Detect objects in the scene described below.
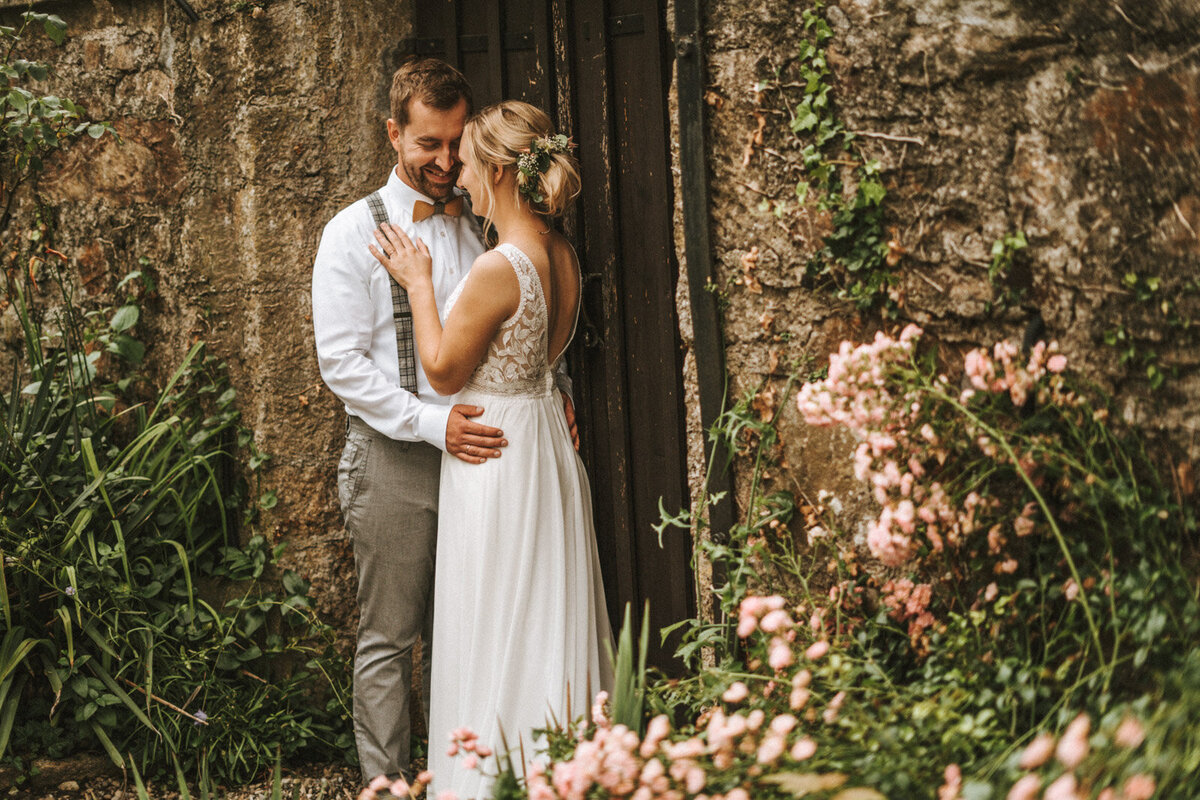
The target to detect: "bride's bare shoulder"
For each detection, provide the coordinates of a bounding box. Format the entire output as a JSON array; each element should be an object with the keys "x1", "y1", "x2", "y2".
[
  {"x1": 470, "y1": 248, "x2": 517, "y2": 275},
  {"x1": 458, "y1": 249, "x2": 520, "y2": 306}
]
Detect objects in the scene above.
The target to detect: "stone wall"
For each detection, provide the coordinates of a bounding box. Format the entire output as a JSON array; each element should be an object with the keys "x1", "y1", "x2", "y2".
[
  {"x1": 15, "y1": 0, "x2": 1200, "y2": 637},
  {"x1": 692, "y1": 0, "x2": 1200, "y2": 523},
  {"x1": 20, "y1": 0, "x2": 419, "y2": 630}
]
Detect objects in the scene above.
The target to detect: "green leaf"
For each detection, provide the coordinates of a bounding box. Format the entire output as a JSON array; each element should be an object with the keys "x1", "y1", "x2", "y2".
[
  {"x1": 87, "y1": 123, "x2": 106, "y2": 139},
  {"x1": 116, "y1": 270, "x2": 142, "y2": 290},
  {"x1": 761, "y1": 772, "x2": 848, "y2": 796},
  {"x1": 110, "y1": 304, "x2": 139, "y2": 332},
  {"x1": 858, "y1": 179, "x2": 886, "y2": 206},
  {"x1": 281, "y1": 570, "x2": 308, "y2": 596},
  {"x1": 107, "y1": 334, "x2": 145, "y2": 364},
  {"x1": 833, "y1": 790, "x2": 888, "y2": 800},
  {"x1": 258, "y1": 489, "x2": 278, "y2": 510},
  {"x1": 89, "y1": 722, "x2": 123, "y2": 768},
  {"x1": 43, "y1": 14, "x2": 67, "y2": 45}
]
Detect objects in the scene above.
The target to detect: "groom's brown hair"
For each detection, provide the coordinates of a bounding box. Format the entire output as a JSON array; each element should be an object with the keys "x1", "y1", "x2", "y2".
[{"x1": 390, "y1": 57, "x2": 473, "y2": 130}]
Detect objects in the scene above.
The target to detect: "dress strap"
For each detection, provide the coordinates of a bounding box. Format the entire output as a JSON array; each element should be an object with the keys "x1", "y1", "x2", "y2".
[
  {"x1": 551, "y1": 243, "x2": 584, "y2": 367},
  {"x1": 494, "y1": 243, "x2": 546, "y2": 320}
]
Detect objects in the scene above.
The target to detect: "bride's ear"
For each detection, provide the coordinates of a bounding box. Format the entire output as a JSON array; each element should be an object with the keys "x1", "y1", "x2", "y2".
[{"x1": 492, "y1": 163, "x2": 505, "y2": 186}]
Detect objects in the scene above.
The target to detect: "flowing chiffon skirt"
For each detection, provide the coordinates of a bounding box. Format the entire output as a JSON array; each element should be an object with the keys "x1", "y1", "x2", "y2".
[{"x1": 427, "y1": 386, "x2": 614, "y2": 799}]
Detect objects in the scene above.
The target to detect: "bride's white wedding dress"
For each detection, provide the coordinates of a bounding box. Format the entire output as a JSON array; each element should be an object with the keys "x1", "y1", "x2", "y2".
[{"x1": 428, "y1": 242, "x2": 614, "y2": 799}]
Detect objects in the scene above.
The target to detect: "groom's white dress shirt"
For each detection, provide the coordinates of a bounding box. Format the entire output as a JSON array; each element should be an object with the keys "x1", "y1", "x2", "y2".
[{"x1": 312, "y1": 168, "x2": 486, "y2": 449}]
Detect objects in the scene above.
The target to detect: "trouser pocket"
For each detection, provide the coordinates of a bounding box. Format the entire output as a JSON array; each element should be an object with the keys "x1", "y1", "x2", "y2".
[{"x1": 337, "y1": 430, "x2": 372, "y2": 529}]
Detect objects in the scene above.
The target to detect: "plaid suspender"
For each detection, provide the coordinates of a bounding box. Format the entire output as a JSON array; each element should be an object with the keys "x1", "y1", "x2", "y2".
[{"x1": 365, "y1": 191, "x2": 418, "y2": 394}]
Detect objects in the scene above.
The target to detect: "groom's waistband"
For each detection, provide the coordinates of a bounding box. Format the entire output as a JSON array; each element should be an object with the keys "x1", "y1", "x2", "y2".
[
  {"x1": 344, "y1": 416, "x2": 435, "y2": 454},
  {"x1": 346, "y1": 415, "x2": 372, "y2": 437}
]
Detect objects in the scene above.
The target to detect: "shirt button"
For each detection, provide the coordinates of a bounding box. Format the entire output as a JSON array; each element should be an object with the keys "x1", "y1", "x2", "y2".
[{"x1": 440, "y1": 231, "x2": 446, "y2": 238}]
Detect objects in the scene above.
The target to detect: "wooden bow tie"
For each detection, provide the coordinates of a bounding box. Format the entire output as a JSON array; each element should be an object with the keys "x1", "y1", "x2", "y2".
[{"x1": 412, "y1": 196, "x2": 464, "y2": 222}]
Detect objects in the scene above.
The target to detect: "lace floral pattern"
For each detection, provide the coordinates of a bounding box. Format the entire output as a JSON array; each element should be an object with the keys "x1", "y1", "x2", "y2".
[{"x1": 444, "y1": 243, "x2": 553, "y2": 397}]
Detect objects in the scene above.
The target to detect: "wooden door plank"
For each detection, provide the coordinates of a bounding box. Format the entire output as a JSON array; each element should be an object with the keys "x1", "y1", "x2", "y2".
[
  {"x1": 550, "y1": 0, "x2": 578, "y2": 242},
  {"x1": 502, "y1": 0, "x2": 552, "y2": 108},
  {"x1": 412, "y1": 0, "x2": 459, "y2": 64},
  {"x1": 567, "y1": 0, "x2": 639, "y2": 633},
  {"x1": 458, "y1": 0, "x2": 503, "y2": 106},
  {"x1": 606, "y1": 0, "x2": 693, "y2": 669}
]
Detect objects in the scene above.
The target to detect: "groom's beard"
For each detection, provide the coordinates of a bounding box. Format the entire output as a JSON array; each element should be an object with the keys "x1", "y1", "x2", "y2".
[{"x1": 402, "y1": 157, "x2": 460, "y2": 201}]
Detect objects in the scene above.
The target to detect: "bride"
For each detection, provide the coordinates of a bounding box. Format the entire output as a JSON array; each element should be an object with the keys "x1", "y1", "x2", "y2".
[{"x1": 368, "y1": 100, "x2": 614, "y2": 799}]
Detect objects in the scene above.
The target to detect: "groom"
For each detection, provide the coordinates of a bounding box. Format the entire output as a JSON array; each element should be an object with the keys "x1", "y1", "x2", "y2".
[{"x1": 312, "y1": 58, "x2": 571, "y2": 782}]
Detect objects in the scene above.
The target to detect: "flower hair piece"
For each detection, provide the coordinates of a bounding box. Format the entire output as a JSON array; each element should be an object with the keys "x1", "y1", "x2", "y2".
[{"x1": 516, "y1": 133, "x2": 575, "y2": 205}]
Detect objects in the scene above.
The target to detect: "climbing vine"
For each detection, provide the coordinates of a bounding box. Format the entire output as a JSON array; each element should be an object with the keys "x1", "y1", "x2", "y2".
[{"x1": 748, "y1": 1, "x2": 898, "y2": 317}]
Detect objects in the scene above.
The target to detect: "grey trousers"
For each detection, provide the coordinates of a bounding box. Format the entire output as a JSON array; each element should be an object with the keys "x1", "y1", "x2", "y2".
[{"x1": 338, "y1": 416, "x2": 441, "y2": 782}]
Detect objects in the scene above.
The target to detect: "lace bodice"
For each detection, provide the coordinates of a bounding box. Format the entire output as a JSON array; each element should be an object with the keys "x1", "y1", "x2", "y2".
[{"x1": 444, "y1": 242, "x2": 571, "y2": 397}]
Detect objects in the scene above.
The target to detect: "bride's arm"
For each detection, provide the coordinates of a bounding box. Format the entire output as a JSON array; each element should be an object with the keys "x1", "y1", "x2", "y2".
[{"x1": 370, "y1": 223, "x2": 517, "y2": 395}]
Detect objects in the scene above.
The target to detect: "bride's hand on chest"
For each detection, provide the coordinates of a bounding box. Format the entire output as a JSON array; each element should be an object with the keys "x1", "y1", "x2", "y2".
[{"x1": 369, "y1": 222, "x2": 433, "y2": 292}]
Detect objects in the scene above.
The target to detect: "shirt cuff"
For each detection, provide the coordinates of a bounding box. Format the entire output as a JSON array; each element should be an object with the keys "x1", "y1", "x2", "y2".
[
  {"x1": 417, "y1": 403, "x2": 453, "y2": 452},
  {"x1": 554, "y1": 365, "x2": 573, "y2": 400}
]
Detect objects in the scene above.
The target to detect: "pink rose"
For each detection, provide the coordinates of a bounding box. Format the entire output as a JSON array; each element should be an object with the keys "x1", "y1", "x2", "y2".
[
  {"x1": 1043, "y1": 774, "x2": 1080, "y2": 800},
  {"x1": 938, "y1": 764, "x2": 962, "y2": 800},
  {"x1": 640, "y1": 714, "x2": 671, "y2": 757},
  {"x1": 760, "y1": 609, "x2": 792, "y2": 633},
  {"x1": 722, "y1": 682, "x2": 749, "y2": 703},
  {"x1": 1006, "y1": 775, "x2": 1040, "y2": 800},
  {"x1": 768, "y1": 638, "x2": 795, "y2": 670},
  {"x1": 790, "y1": 736, "x2": 817, "y2": 761},
  {"x1": 1114, "y1": 715, "x2": 1145, "y2": 748},
  {"x1": 1018, "y1": 733, "x2": 1056, "y2": 769},
  {"x1": 1055, "y1": 714, "x2": 1090, "y2": 769},
  {"x1": 756, "y1": 734, "x2": 786, "y2": 764},
  {"x1": 770, "y1": 713, "x2": 797, "y2": 735},
  {"x1": 1121, "y1": 774, "x2": 1156, "y2": 800},
  {"x1": 805, "y1": 640, "x2": 830, "y2": 660}
]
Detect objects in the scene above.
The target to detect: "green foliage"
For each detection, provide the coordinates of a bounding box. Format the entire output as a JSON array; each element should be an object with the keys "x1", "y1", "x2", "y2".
[
  {"x1": 986, "y1": 230, "x2": 1028, "y2": 311},
  {"x1": 0, "y1": 259, "x2": 352, "y2": 784},
  {"x1": 0, "y1": 11, "x2": 114, "y2": 228},
  {"x1": 752, "y1": 1, "x2": 897, "y2": 315},
  {"x1": 606, "y1": 602, "x2": 650, "y2": 734},
  {"x1": 1103, "y1": 272, "x2": 1199, "y2": 391},
  {"x1": 0, "y1": 12, "x2": 350, "y2": 785}
]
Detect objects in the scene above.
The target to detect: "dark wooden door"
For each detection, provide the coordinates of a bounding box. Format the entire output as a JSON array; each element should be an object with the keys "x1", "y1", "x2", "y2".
[{"x1": 407, "y1": 0, "x2": 692, "y2": 671}]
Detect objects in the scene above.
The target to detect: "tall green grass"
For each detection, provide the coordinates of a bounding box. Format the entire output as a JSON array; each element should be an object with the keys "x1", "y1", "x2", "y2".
[{"x1": 0, "y1": 264, "x2": 351, "y2": 785}]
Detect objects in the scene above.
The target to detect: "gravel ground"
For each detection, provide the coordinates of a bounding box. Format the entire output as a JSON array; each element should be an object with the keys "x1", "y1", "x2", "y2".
[{"x1": 4, "y1": 763, "x2": 368, "y2": 800}]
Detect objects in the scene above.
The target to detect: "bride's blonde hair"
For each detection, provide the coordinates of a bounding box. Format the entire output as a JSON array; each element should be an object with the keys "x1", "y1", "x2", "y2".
[{"x1": 460, "y1": 100, "x2": 581, "y2": 229}]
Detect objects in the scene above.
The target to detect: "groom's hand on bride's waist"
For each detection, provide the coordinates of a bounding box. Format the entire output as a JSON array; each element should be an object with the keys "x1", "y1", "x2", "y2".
[{"x1": 446, "y1": 404, "x2": 506, "y2": 464}]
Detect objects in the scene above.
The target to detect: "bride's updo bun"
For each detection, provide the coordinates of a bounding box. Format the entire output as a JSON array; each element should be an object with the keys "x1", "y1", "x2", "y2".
[{"x1": 461, "y1": 101, "x2": 581, "y2": 220}]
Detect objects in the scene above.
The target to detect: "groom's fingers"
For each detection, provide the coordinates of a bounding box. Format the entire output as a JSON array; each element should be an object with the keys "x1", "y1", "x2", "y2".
[{"x1": 447, "y1": 404, "x2": 505, "y2": 463}]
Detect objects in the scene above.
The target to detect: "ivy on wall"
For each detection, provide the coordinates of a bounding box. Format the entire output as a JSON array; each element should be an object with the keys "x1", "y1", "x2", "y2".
[{"x1": 748, "y1": 0, "x2": 899, "y2": 317}]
